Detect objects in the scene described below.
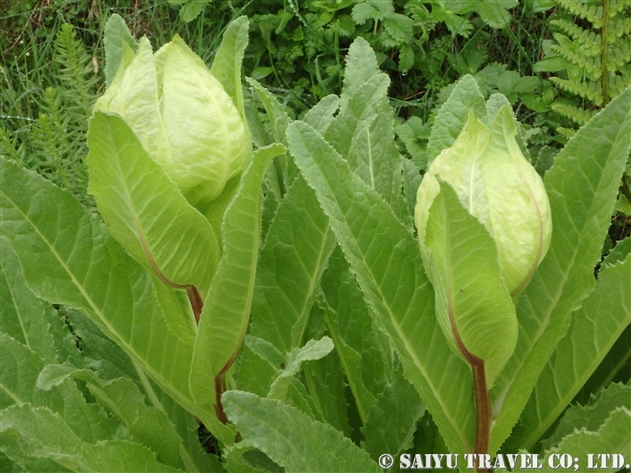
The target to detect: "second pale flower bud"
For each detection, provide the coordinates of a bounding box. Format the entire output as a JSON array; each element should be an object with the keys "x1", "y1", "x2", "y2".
[{"x1": 415, "y1": 107, "x2": 552, "y2": 297}]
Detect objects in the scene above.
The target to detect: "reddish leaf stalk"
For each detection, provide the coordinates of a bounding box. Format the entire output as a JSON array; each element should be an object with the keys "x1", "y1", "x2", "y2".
[
  {"x1": 213, "y1": 348, "x2": 242, "y2": 425},
  {"x1": 137, "y1": 229, "x2": 203, "y2": 322},
  {"x1": 448, "y1": 294, "x2": 491, "y2": 473}
]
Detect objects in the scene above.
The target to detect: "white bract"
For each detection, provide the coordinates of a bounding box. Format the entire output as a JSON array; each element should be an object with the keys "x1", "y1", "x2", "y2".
[
  {"x1": 94, "y1": 35, "x2": 250, "y2": 206},
  {"x1": 415, "y1": 107, "x2": 552, "y2": 297}
]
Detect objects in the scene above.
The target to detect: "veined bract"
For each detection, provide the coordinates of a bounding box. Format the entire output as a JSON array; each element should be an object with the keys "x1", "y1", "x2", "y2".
[{"x1": 94, "y1": 35, "x2": 251, "y2": 206}]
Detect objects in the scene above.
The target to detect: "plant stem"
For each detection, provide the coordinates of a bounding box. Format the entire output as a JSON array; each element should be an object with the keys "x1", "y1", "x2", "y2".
[
  {"x1": 214, "y1": 373, "x2": 228, "y2": 424},
  {"x1": 137, "y1": 226, "x2": 204, "y2": 322},
  {"x1": 448, "y1": 302, "x2": 491, "y2": 472},
  {"x1": 471, "y1": 357, "x2": 491, "y2": 473}
]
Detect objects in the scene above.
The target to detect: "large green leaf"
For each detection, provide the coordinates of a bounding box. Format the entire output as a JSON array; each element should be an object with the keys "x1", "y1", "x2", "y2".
[
  {"x1": 338, "y1": 36, "x2": 380, "y2": 108},
  {"x1": 210, "y1": 16, "x2": 249, "y2": 122},
  {"x1": 536, "y1": 407, "x2": 631, "y2": 473},
  {"x1": 286, "y1": 120, "x2": 476, "y2": 454},
  {"x1": 543, "y1": 382, "x2": 631, "y2": 450},
  {"x1": 489, "y1": 86, "x2": 631, "y2": 452},
  {"x1": 0, "y1": 404, "x2": 183, "y2": 473},
  {"x1": 0, "y1": 333, "x2": 48, "y2": 408},
  {"x1": 103, "y1": 13, "x2": 137, "y2": 87},
  {"x1": 320, "y1": 247, "x2": 393, "y2": 423},
  {"x1": 56, "y1": 309, "x2": 223, "y2": 472},
  {"x1": 246, "y1": 77, "x2": 291, "y2": 145},
  {"x1": 515, "y1": 253, "x2": 631, "y2": 450},
  {"x1": 222, "y1": 391, "x2": 380, "y2": 473},
  {"x1": 362, "y1": 365, "x2": 425, "y2": 461},
  {"x1": 301, "y1": 320, "x2": 352, "y2": 436},
  {"x1": 324, "y1": 74, "x2": 390, "y2": 167},
  {"x1": 325, "y1": 38, "x2": 408, "y2": 228},
  {"x1": 0, "y1": 158, "x2": 215, "y2": 432},
  {"x1": 303, "y1": 94, "x2": 340, "y2": 134},
  {"x1": 189, "y1": 143, "x2": 284, "y2": 418},
  {"x1": 0, "y1": 239, "x2": 58, "y2": 362},
  {"x1": 426, "y1": 75, "x2": 486, "y2": 164},
  {"x1": 37, "y1": 364, "x2": 188, "y2": 471},
  {"x1": 88, "y1": 111, "x2": 219, "y2": 330},
  {"x1": 238, "y1": 174, "x2": 336, "y2": 395},
  {"x1": 423, "y1": 180, "x2": 517, "y2": 385}
]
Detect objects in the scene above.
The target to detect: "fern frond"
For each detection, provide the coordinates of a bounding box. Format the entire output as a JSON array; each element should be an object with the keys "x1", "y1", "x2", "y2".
[
  {"x1": 548, "y1": 0, "x2": 631, "y2": 133},
  {"x1": 608, "y1": 38, "x2": 631, "y2": 70},
  {"x1": 556, "y1": 0, "x2": 604, "y2": 29},
  {"x1": 550, "y1": 44, "x2": 601, "y2": 79},
  {"x1": 556, "y1": 126, "x2": 577, "y2": 140},
  {"x1": 551, "y1": 103, "x2": 596, "y2": 126},
  {"x1": 550, "y1": 19, "x2": 601, "y2": 55},
  {"x1": 608, "y1": 16, "x2": 631, "y2": 39},
  {"x1": 609, "y1": 65, "x2": 631, "y2": 96},
  {"x1": 550, "y1": 76, "x2": 604, "y2": 105},
  {"x1": 610, "y1": 0, "x2": 631, "y2": 17},
  {"x1": 53, "y1": 23, "x2": 100, "y2": 120}
]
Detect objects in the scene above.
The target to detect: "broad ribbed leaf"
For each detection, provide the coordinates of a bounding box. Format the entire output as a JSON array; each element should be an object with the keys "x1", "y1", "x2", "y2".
[
  {"x1": 190, "y1": 143, "x2": 284, "y2": 414},
  {"x1": 300, "y1": 326, "x2": 352, "y2": 436},
  {"x1": 516, "y1": 254, "x2": 631, "y2": 450},
  {"x1": 324, "y1": 74, "x2": 390, "y2": 166},
  {"x1": 238, "y1": 174, "x2": 336, "y2": 395},
  {"x1": 544, "y1": 382, "x2": 631, "y2": 450},
  {"x1": 0, "y1": 333, "x2": 50, "y2": 409},
  {"x1": 423, "y1": 180, "x2": 517, "y2": 385},
  {"x1": 320, "y1": 247, "x2": 393, "y2": 423},
  {"x1": 339, "y1": 37, "x2": 380, "y2": 108},
  {"x1": 0, "y1": 246, "x2": 124, "y2": 442},
  {"x1": 0, "y1": 333, "x2": 121, "y2": 443},
  {"x1": 489, "y1": 87, "x2": 631, "y2": 452},
  {"x1": 37, "y1": 364, "x2": 187, "y2": 470},
  {"x1": 0, "y1": 158, "x2": 215, "y2": 432},
  {"x1": 426, "y1": 75, "x2": 486, "y2": 164},
  {"x1": 0, "y1": 239, "x2": 58, "y2": 361},
  {"x1": 223, "y1": 391, "x2": 381, "y2": 473},
  {"x1": 103, "y1": 13, "x2": 137, "y2": 87},
  {"x1": 88, "y1": 111, "x2": 218, "y2": 333},
  {"x1": 247, "y1": 77, "x2": 291, "y2": 144},
  {"x1": 362, "y1": 366, "x2": 425, "y2": 460},
  {"x1": 0, "y1": 404, "x2": 182, "y2": 473},
  {"x1": 325, "y1": 39, "x2": 408, "y2": 227},
  {"x1": 303, "y1": 94, "x2": 340, "y2": 134},
  {"x1": 287, "y1": 120, "x2": 476, "y2": 454},
  {"x1": 210, "y1": 16, "x2": 249, "y2": 122},
  {"x1": 533, "y1": 407, "x2": 631, "y2": 473},
  {"x1": 572, "y1": 325, "x2": 630, "y2": 406}
]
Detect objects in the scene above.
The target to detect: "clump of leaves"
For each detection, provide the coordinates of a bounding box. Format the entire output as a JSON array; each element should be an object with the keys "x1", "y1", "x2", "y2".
[{"x1": 238, "y1": 0, "x2": 523, "y2": 110}]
